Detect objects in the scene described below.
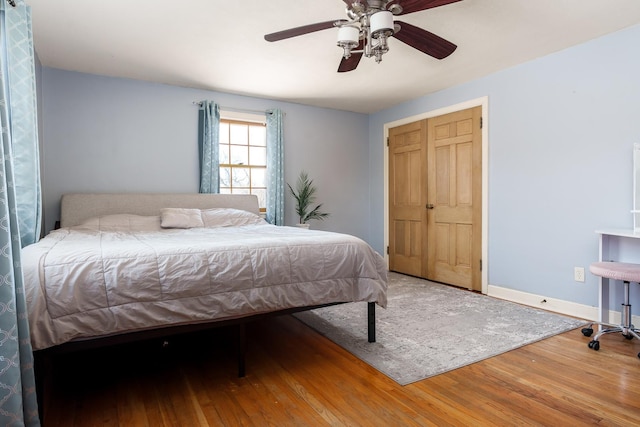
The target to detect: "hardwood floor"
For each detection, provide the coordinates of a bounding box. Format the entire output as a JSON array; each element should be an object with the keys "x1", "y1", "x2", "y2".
[{"x1": 41, "y1": 315, "x2": 640, "y2": 426}]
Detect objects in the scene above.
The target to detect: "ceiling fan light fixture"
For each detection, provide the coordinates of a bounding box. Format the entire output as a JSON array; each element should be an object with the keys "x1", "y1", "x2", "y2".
[
  {"x1": 370, "y1": 10, "x2": 394, "y2": 38},
  {"x1": 367, "y1": 10, "x2": 393, "y2": 63},
  {"x1": 337, "y1": 25, "x2": 360, "y2": 46},
  {"x1": 337, "y1": 25, "x2": 360, "y2": 58}
]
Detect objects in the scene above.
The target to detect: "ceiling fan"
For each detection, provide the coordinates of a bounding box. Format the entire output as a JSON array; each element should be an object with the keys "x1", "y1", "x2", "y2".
[{"x1": 264, "y1": 0, "x2": 462, "y2": 73}]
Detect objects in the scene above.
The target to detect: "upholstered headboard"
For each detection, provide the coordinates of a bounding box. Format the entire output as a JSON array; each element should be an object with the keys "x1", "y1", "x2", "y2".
[{"x1": 59, "y1": 193, "x2": 260, "y2": 228}]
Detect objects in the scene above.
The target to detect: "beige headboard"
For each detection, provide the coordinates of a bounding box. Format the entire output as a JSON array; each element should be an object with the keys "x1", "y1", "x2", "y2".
[{"x1": 60, "y1": 193, "x2": 260, "y2": 228}]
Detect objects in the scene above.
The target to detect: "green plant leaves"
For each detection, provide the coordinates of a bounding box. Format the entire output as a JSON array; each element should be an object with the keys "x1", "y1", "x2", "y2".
[{"x1": 287, "y1": 171, "x2": 329, "y2": 224}]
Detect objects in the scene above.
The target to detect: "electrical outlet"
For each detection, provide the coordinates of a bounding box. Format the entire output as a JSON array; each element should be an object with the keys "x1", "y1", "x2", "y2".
[{"x1": 574, "y1": 267, "x2": 585, "y2": 283}]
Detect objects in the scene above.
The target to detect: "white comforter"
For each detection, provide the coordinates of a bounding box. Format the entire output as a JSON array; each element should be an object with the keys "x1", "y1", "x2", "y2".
[{"x1": 22, "y1": 222, "x2": 387, "y2": 350}]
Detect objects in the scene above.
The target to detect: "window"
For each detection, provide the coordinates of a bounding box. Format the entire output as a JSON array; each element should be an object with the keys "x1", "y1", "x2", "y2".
[{"x1": 219, "y1": 119, "x2": 267, "y2": 212}]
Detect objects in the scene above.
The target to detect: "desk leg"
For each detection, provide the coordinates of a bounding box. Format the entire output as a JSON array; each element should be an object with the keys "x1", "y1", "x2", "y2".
[
  {"x1": 598, "y1": 277, "x2": 610, "y2": 330},
  {"x1": 598, "y1": 234, "x2": 610, "y2": 330}
]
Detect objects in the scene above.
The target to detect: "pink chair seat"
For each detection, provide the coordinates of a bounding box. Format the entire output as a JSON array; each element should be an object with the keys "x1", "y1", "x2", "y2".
[{"x1": 589, "y1": 261, "x2": 640, "y2": 283}]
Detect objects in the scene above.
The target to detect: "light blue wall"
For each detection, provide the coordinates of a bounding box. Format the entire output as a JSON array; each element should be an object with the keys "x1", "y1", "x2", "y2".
[
  {"x1": 40, "y1": 69, "x2": 371, "y2": 240},
  {"x1": 369, "y1": 24, "x2": 640, "y2": 309}
]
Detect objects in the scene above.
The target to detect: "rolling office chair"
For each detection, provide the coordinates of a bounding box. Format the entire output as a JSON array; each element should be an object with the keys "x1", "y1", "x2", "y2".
[{"x1": 581, "y1": 261, "x2": 640, "y2": 359}]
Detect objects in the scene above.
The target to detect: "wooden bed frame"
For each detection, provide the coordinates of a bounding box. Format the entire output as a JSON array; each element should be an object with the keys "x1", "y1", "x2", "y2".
[{"x1": 35, "y1": 193, "x2": 378, "y2": 418}]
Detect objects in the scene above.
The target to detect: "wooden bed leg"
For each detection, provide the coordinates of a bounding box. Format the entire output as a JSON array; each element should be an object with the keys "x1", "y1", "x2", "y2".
[
  {"x1": 368, "y1": 302, "x2": 376, "y2": 343},
  {"x1": 237, "y1": 323, "x2": 246, "y2": 377}
]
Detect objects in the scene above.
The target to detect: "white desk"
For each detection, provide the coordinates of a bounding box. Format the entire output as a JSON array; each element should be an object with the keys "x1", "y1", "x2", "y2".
[{"x1": 595, "y1": 228, "x2": 640, "y2": 325}]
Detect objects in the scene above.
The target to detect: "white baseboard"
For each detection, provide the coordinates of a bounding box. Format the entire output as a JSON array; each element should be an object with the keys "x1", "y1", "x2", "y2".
[{"x1": 487, "y1": 284, "x2": 640, "y2": 326}]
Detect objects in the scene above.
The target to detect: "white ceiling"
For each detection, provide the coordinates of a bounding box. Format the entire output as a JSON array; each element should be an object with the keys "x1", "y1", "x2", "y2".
[{"x1": 27, "y1": 0, "x2": 640, "y2": 114}]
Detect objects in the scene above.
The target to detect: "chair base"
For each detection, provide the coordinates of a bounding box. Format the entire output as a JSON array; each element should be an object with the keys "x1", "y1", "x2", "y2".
[
  {"x1": 582, "y1": 321, "x2": 640, "y2": 359},
  {"x1": 582, "y1": 277, "x2": 640, "y2": 359}
]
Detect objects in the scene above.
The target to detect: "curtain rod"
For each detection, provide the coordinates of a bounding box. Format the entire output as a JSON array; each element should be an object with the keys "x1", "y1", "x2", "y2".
[{"x1": 192, "y1": 101, "x2": 272, "y2": 115}]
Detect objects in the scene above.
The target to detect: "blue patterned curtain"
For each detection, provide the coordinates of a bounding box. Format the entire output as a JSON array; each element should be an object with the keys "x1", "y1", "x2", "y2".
[
  {"x1": 198, "y1": 100, "x2": 220, "y2": 193},
  {"x1": 0, "y1": 0, "x2": 41, "y2": 424},
  {"x1": 266, "y1": 109, "x2": 284, "y2": 225}
]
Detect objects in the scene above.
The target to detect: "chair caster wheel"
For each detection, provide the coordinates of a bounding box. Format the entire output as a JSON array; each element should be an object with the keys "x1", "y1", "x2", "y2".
[
  {"x1": 581, "y1": 327, "x2": 593, "y2": 337},
  {"x1": 588, "y1": 340, "x2": 600, "y2": 351},
  {"x1": 623, "y1": 333, "x2": 634, "y2": 340}
]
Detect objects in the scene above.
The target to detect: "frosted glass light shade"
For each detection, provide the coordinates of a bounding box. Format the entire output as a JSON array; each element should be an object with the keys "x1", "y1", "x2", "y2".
[
  {"x1": 337, "y1": 26, "x2": 359, "y2": 46},
  {"x1": 370, "y1": 11, "x2": 394, "y2": 37}
]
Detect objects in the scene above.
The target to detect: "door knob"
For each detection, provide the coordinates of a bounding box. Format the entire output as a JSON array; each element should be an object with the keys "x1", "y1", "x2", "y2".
[{"x1": 426, "y1": 204, "x2": 435, "y2": 209}]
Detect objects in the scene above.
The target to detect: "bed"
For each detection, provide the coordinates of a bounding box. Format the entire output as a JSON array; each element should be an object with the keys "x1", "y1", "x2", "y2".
[{"x1": 23, "y1": 193, "x2": 388, "y2": 377}]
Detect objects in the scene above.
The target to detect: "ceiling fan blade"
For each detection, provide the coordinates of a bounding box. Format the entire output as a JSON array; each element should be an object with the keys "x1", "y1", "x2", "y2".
[
  {"x1": 393, "y1": 20, "x2": 457, "y2": 59},
  {"x1": 265, "y1": 20, "x2": 347, "y2": 42},
  {"x1": 389, "y1": 0, "x2": 462, "y2": 15},
  {"x1": 338, "y1": 52, "x2": 364, "y2": 73}
]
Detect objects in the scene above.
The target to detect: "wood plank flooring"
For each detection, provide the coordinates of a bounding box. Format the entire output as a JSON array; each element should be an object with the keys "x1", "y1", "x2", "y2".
[{"x1": 41, "y1": 315, "x2": 640, "y2": 426}]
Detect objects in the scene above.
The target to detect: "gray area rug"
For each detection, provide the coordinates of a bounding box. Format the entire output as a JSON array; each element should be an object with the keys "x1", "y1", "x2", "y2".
[{"x1": 295, "y1": 272, "x2": 587, "y2": 385}]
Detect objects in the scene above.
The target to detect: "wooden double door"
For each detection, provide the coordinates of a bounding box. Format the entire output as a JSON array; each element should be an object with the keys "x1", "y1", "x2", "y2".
[{"x1": 388, "y1": 107, "x2": 482, "y2": 291}]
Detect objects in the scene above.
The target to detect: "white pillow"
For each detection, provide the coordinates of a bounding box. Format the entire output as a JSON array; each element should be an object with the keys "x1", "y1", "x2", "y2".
[
  {"x1": 160, "y1": 208, "x2": 204, "y2": 229},
  {"x1": 74, "y1": 214, "x2": 162, "y2": 232},
  {"x1": 201, "y1": 208, "x2": 265, "y2": 228}
]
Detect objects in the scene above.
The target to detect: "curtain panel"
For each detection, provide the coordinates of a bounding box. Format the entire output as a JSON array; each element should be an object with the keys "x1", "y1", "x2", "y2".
[
  {"x1": 0, "y1": 0, "x2": 41, "y2": 425},
  {"x1": 198, "y1": 100, "x2": 220, "y2": 194},
  {"x1": 3, "y1": 0, "x2": 40, "y2": 246},
  {"x1": 266, "y1": 109, "x2": 284, "y2": 225}
]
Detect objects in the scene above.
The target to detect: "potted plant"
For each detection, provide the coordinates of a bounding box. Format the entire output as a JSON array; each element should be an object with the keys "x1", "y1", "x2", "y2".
[{"x1": 288, "y1": 171, "x2": 329, "y2": 227}]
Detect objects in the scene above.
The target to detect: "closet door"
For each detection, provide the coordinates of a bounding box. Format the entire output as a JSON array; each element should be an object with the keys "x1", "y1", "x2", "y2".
[
  {"x1": 427, "y1": 106, "x2": 482, "y2": 291},
  {"x1": 388, "y1": 120, "x2": 427, "y2": 277}
]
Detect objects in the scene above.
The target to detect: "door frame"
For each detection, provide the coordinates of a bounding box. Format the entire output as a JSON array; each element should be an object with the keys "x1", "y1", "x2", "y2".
[{"x1": 383, "y1": 96, "x2": 489, "y2": 294}]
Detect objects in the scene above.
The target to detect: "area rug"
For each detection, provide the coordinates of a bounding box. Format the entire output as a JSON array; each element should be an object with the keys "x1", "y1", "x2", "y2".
[{"x1": 294, "y1": 272, "x2": 587, "y2": 385}]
